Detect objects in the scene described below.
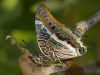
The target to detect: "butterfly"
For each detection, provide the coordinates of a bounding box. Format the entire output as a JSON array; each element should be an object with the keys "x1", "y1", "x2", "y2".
[{"x1": 34, "y1": 4, "x2": 87, "y2": 64}]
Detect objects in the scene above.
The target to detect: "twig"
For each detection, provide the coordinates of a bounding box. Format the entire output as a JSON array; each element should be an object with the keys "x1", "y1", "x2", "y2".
[
  {"x1": 75, "y1": 10, "x2": 100, "y2": 36},
  {"x1": 83, "y1": 60, "x2": 100, "y2": 73}
]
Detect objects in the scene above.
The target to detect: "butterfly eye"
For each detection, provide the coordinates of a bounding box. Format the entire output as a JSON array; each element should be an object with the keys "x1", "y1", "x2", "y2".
[{"x1": 79, "y1": 47, "x2": 85, "y2": 54}]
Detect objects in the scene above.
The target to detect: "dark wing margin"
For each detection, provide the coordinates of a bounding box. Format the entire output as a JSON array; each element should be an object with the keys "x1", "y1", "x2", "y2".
[{"x1": 35, "y1": 4, "x2": 66, "y2": 33}]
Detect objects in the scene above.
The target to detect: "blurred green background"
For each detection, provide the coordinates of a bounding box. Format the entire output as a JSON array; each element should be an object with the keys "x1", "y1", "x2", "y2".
[{"x1": 0, "y1": 0, "x2": 100, "y2": 75}]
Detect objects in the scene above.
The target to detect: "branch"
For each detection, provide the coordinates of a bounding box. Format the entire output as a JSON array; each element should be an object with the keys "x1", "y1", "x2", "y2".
[
  {"x1": 75, "y1": 10, "x2": 100, "y2": 36},
  {"x1": 83, "y1": 60, "x2": 100, "y2": 73}
]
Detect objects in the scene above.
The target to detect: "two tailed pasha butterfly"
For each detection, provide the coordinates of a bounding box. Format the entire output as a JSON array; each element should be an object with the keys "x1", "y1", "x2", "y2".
[{"x1": 33, "y1": 4, "x2": 87, "y2": 64}]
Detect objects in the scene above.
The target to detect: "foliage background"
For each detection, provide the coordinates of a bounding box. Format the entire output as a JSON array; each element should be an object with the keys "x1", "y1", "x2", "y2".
[{"x1": 0, "y1": 0, "x2": 100, "y2": 75}]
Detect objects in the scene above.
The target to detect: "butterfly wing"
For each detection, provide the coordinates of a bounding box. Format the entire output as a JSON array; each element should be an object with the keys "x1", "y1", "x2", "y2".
[{"x1": 35, "y1": 4, "x2": 84, "y2": 61}]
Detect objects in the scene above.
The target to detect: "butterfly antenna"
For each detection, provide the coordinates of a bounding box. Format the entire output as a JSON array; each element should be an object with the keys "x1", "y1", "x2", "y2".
[
  {"x1": 87, "y1": 44, "x2": 96, "y2": 48},
  {"x1": 82, "y1": 35, "x2": 88, "y2": 38},
  {"x1": 81, "y1": 35, "x2": 88, "y2": 41},
  {"x1": 22, "y1": 40, "x2": 34, "y2": 50}
]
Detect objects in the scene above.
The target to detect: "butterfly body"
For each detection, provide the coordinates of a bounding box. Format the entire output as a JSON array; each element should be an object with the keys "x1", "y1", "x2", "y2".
[{"x1": 34, "y1": 4, "x2": 87, "y2": 63}]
